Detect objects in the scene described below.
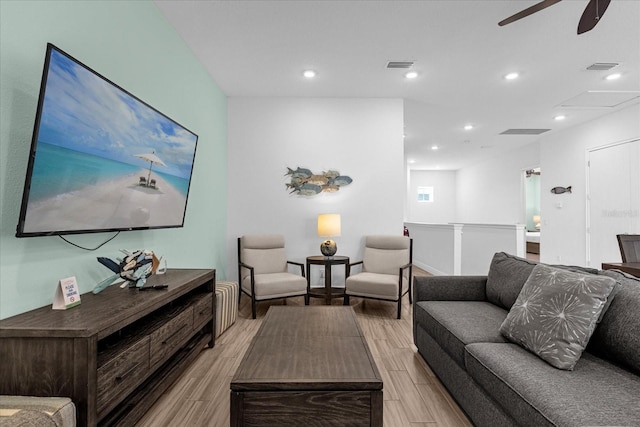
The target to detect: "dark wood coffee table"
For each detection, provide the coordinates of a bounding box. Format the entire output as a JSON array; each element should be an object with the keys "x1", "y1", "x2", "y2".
[{"x1": 230, "y1": 306, "x2": 383, "y2": 426}]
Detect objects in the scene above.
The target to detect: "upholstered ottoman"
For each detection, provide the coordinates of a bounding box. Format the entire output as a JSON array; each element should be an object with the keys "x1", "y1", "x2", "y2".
[
  {"x1": 0, "y1": 395, "x2": 76, "y2": 426},
  {"x1": 216, "y1": 281, "x2": 239, "y2": 337}
]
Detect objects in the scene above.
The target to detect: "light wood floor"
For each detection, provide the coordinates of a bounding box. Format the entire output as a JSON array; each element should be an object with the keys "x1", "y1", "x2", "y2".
[{"x1": 136, "y1": 269, "x2": 472, "y2": 427}]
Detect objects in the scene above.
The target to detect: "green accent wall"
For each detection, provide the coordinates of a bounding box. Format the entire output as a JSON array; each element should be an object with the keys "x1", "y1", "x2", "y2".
[{"x1": 0, "y1": 0, "x2": 227, "y2": 319}]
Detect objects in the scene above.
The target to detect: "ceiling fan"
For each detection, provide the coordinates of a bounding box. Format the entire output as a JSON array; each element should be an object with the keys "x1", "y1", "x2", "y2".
[{"x1": 499, "y1": 0, "x2": 611, "y2": 34}]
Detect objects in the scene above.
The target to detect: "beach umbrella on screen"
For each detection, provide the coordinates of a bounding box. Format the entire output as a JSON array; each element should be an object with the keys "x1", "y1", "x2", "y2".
[{"x1": 134, "y1": 151, "x2": 166, "y2": 185}]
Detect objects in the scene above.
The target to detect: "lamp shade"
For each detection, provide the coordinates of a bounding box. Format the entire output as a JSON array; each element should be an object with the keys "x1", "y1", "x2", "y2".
[{"x1": 317, "y1": 214, "x2": 341, "y2": 237}]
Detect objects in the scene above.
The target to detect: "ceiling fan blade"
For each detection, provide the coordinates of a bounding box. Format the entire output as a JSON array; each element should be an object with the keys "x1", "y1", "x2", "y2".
[
  {"x1": 577, "y1": 0, "x2": 611, "y2": 34},
  {"x1": 499, "y1": 0, "x2": 563, "y2": 26}
]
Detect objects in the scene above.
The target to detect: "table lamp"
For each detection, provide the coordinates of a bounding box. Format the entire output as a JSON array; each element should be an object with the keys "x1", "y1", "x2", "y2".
[
  {"x1": 317, "y1": 213, "x2": 341, "y2": 257},
  {"x1": 533, "y1": 214, "x2": 541, "y2": 230}
]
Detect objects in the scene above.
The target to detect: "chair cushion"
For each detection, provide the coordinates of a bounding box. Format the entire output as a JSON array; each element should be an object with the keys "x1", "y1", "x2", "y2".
[
  {"x1": 499, "y1": 264, "x2": 618, "y2": 370},
  {"x1": 345, "y1": 272, "x2": 405, "y2": 300},
  {"x1": 361, "y1": 236, "x2": 410, "y2": 275},
  {"x1": 241, "y1": 272, "x2": 306, "y2": 299},
  {"x1": 365, "y1": 235, "x2": 410, "y2": 250},
  {"x1": 414, "y1": 301, "x2": 508, "y2": 368},
  {"x1": 465, "y1": 342, "x2": 640, "y2": 427},
  {"x1": 242, "y1": 247, "x2": 287, "y2": 274},
  {"x1": 241, "y1": 234, "x2": 285, "y2": 249}
]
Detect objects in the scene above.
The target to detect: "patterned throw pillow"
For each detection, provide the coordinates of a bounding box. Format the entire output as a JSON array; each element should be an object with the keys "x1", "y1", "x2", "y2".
[{"x1": 500, "y1": 264, "x2": 618, "y2": 370}]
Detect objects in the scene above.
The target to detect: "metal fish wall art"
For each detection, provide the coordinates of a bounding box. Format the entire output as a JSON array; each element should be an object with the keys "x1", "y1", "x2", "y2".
[
  {"x1": 285, "y1": 167, "x2": 353, "y2": 196},
  {"x1": 550, "y1": 186, "x2": 572, "y2": 194}
]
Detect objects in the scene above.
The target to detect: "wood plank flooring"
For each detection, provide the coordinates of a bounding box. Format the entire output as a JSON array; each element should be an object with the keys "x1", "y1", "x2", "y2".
[{"x1": 136, "y1": 268, "x2": 472, "y2": 427}]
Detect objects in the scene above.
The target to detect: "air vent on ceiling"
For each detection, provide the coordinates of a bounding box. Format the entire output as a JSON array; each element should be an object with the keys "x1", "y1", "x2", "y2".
[
  {"x1": 500, "y1": 129, "x2": 550, "y2": 135},
  {"x1": 387, "y1": 61, "x2": 414, "y2": 69},
  {"x1": 586, "y1": 62, "x2": 619, "y2": 71}
]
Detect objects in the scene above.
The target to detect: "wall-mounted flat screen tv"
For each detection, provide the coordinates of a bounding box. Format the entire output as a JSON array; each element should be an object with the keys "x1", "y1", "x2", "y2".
[{"x1": 16, "y1": 43, "x2": 199, "y2": 237}]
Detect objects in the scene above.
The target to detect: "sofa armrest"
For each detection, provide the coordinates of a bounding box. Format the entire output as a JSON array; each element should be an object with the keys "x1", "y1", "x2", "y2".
[{"x1": 413, "y1": 275, "x2": 488, "y2": 302}]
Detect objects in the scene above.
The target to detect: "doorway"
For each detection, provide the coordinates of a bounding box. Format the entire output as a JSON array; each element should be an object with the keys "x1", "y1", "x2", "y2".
[{"x1": 524, "y1": 168, "x2": 541, "y2": 260}]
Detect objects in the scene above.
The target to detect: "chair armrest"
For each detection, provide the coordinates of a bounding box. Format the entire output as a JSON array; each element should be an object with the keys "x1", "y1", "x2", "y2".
[
  {"x1": 348, "y1": 260, "x2": 363, "y2": 277},
  {"x1": 238, "y1": 262, "x2": 254, "y2": 273},
  {"x1": 287, "y1": 260, "x2": 305, "y2": 277},
  {"x1": 413, "y1": 275, "x2": 487, "y2": 302}
]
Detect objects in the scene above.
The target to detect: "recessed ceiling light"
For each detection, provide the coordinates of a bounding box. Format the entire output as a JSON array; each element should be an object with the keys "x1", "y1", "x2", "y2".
[
  {"x1": 464, "y1": 124, "x2": 474, "y2": 131},
  {"x1": 605, "y1": 73, "x2": 621, "y2": 81},
  {"x1": 408, "y1": 159, "x2": 416, "y2": 164},
  {"x1": 303, "y1": 70, "x2": 316, "y2": 78},
  {"x1": 405, "y1": 71, "x2": 418, "y2": 79},
  {"x1": 431, "y1": 145, "x2": 439, "y2": 150},
  {"x1": 504, "y1": 72, "x2": 519, "y2": 80},
  {"x1": 554, "y1": 115, "x2": 566, "y2": 121}
]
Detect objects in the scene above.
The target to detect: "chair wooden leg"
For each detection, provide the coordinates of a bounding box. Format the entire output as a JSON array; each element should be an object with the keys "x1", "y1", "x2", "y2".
[
  {"x1": 397, "y1": 299, "x2": 402, "y2": 319},
  {"x1": 343, "y1": 295, "x2": 350, "y2": 306},
  {"x1": 251, "y1": 296, "x2": 257, "y2": 319},
  {"x1": 305, "y1": 294, "x2": 309, "y2": 305}
]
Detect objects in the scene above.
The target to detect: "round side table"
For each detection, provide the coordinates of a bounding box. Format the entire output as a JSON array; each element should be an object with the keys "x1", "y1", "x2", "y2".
[{"x1": 306, "y1": 255, "x2": 350, "y2": 305}]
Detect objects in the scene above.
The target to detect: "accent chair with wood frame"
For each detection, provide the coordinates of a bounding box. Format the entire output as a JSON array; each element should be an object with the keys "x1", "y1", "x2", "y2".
[
  {"x1": 237, "y1": 234, "x2": 307, "y2": 319},
  {"x1": 617, "y1": 234, "x2": 640, "y2": 263},
  {"x1": 344, "y1": 235, "x2": 413, "y2": 319}
]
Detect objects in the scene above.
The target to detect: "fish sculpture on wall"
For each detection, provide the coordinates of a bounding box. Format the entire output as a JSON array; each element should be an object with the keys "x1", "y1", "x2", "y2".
[
  {"x1": 550, "y1": 186, "x2": 572, "y2": 194},
  {"x1": 285, "y1": 167, "x2": 353, "y2": 196}
]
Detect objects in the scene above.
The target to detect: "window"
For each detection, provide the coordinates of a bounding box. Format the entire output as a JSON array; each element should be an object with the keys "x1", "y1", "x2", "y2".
[{"x1": 417, "y1": 186, "x2": 434, "y2": 202}]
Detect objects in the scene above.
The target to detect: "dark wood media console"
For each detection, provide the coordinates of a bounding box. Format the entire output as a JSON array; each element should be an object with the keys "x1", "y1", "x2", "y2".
[{"x1": 0, "y1": 268, "x2": 216, "y2": 426}]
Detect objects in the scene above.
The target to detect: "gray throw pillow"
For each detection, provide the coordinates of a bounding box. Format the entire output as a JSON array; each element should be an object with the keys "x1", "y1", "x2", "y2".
[{"x1": 500, "y1": 264, "x2": 618, "y2": 370}]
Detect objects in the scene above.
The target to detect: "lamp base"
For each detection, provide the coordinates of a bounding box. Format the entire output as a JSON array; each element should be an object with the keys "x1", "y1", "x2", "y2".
[{"x1": 320, "y1": 239, "x2": 337, "y2": 257}]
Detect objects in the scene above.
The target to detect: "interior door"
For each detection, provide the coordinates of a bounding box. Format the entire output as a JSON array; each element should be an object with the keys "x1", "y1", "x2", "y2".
[{"x1": 587, "y1": 138, "x2": 640, "y2": 267}]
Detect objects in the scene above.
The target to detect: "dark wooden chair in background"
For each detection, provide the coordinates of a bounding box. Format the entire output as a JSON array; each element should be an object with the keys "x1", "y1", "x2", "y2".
[{"x1": 617, "y1": 234, "x2": 640, "y2": 263}]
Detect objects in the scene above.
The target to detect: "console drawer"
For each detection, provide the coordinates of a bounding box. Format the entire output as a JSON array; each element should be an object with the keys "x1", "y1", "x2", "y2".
[
  {"x1": 192, "y1": 293, "x2": 213, "y2": 331},
  {"x1": 149, "y1": 307, "x2": 194, "y2": 368},
  {"x1": 97, "y1": 336, "x2": 150, "y2": 414}
]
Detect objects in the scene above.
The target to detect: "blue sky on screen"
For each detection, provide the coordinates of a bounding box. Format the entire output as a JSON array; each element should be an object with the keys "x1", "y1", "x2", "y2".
[{"x1": 38, "y1": 48, "x2": 197, "y2": 179}]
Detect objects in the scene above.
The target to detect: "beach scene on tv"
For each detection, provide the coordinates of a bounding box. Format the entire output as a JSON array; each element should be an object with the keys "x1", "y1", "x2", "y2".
[{"x1": 22, "y1": 47, "x2": 198, "y2": 235}]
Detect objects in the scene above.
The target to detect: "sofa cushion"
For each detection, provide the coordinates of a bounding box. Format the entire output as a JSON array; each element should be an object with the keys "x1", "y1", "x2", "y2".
[
  {"x1": 486, "y1": 252, "x2": 538, "y2": 310},
  {"x1": 500, "y1": 264, "x2": 618, "y2": 370},
  {"x1": 465, "y1": 342, "x2": 640, "y2": 427},
  {"x1": 589, "y1": 269, "x2": 640, "y2": 375},
  {"x1": 414, "y1": 300, "x2": 508, "y2": 368},
  {"x1": 485, "y1": 252, "x2": 600, "y2": 310}
]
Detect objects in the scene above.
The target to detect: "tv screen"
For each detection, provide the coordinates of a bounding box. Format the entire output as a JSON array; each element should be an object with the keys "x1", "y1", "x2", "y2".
[{"x1": 16, "y1": 44, "x2": 198, "y2": 237}]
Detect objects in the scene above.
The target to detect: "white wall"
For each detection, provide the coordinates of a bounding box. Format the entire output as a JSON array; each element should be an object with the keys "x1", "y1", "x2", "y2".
[
  {"x1": 406, "y1": 170, "x2": 456, "y2": 223},
  {"x1": 539, "y1": 103, "x2": 640, "y2": 266},
  {"x1": 226, "y1": 98, "x2": 404, "y2": 283},
  {"x1": 456, "y1": 141, "x2": 540, "y2": 224}
]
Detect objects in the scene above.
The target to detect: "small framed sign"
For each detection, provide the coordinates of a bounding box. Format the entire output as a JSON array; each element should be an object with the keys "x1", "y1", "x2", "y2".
[{"x1": 53, "y1": 276, "x2": 81, "y2": 310}]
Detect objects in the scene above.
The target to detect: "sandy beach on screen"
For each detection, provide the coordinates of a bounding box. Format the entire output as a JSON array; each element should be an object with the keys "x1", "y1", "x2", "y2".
[{"x1": 23, "y1": 170, "x2": 187, "y2": 233}]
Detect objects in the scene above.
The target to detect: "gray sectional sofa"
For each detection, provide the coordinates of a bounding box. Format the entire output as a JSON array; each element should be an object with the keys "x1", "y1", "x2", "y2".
[{"x1": 413, "y1": 252, "x2": 640, "y2": 427}]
